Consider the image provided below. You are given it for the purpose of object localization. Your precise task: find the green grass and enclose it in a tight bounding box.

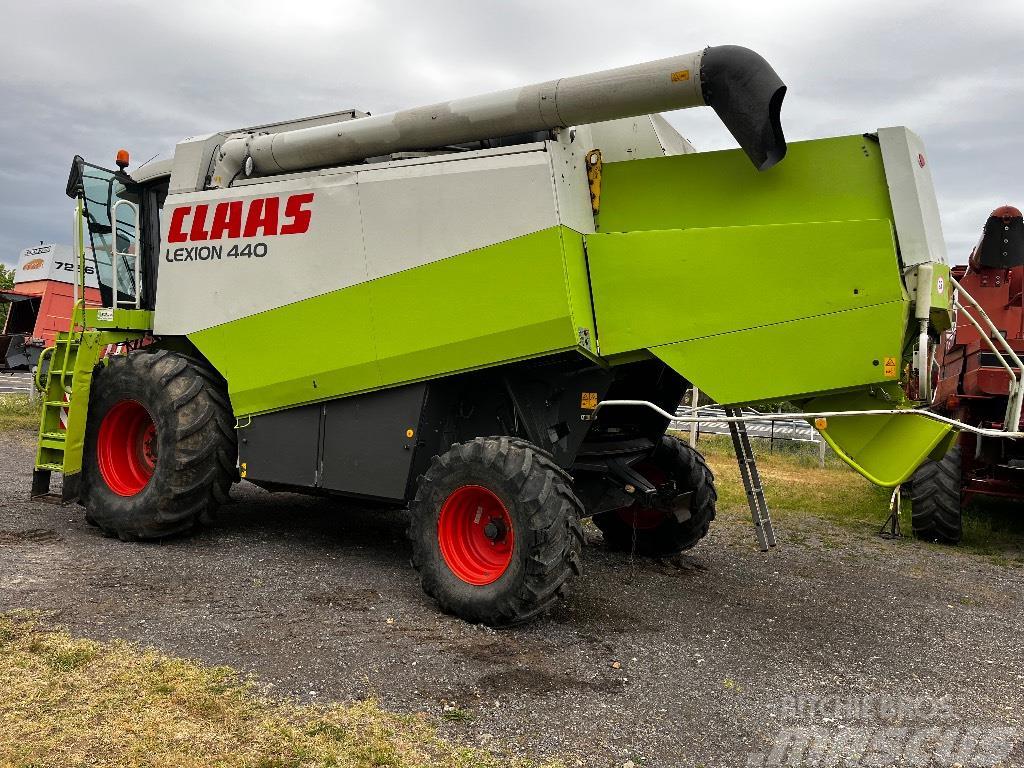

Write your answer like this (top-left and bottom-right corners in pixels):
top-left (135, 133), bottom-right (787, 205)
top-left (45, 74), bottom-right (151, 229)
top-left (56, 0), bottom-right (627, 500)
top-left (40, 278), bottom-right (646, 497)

top-left (0, 393), bottom-right (40, 431)
top-left (691, 433), bottom-right (1024, 564)
top-left (0, 612), bottom-right (561, 768)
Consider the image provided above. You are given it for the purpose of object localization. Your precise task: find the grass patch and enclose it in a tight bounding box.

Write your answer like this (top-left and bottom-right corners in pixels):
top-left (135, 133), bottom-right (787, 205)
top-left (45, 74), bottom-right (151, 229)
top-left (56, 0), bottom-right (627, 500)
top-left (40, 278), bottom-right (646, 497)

top-left (694, 434), bottom-right (891, 526)
top-left (690, 434), bottom-right (1024, 563)
top-left (0, 393), bottom-right (39, 431)
top-left (958, 497), bottom-right (1024, 564)
top-left (0, 612), bottom-right (560, 768)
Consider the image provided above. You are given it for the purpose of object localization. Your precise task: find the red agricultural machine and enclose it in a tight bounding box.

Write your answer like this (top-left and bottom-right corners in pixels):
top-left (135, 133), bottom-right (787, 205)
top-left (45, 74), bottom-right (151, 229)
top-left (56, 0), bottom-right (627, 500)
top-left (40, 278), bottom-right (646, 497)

top-left (1, 244), bottom-right (101, 370)
top-left (909, 206), bottom-right (1024, 542)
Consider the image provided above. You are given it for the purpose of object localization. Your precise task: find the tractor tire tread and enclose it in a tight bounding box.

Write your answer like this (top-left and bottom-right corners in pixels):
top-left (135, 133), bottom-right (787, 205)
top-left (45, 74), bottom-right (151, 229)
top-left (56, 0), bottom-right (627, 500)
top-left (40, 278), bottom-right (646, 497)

top-left (409, 436), bottom-right (583, 626)
top-left (909, 445), bottom-right (963, 544)
top-left (84, 350), bottom-right (236, 541)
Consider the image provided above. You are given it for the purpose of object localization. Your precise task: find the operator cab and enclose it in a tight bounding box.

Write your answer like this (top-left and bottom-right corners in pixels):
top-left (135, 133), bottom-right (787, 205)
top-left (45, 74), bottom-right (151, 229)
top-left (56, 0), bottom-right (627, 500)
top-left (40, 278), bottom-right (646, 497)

top-left (65, 153), bottom-right (167, 313)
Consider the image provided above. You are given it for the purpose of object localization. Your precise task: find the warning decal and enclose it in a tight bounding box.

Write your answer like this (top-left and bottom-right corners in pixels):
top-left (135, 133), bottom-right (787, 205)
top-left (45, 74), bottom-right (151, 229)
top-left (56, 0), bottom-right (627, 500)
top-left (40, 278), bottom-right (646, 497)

top-left (883, 356), bottom-right (898, 378)
top-left (580, 392), bottom-right (599, 410)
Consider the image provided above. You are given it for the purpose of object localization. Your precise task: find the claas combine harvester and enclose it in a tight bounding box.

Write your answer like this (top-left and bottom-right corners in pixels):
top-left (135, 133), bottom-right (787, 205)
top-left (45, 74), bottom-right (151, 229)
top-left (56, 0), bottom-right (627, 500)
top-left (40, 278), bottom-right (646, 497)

top-left (31, 46), bottom-right (1022, 624)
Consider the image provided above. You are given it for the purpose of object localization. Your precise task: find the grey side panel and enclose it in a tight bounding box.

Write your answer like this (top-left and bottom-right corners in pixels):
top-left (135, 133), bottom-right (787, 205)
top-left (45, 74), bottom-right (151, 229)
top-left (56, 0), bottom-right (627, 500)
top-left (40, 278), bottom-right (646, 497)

top-left (320, 383), bottom-right (428, 501)
top-left (238, 403), bottom-right (321, 487)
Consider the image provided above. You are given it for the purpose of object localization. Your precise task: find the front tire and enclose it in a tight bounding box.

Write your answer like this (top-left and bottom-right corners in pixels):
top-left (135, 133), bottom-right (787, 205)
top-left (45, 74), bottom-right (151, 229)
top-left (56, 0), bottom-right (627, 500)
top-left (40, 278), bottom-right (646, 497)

top-left (408, 436), bottom-right (584, 625)
top-left (83, 349), bottom-right (236, 541)
top-left (909, 445), bottom-right (963, 544)
top-left (593, 435), bottom-right (717, 557)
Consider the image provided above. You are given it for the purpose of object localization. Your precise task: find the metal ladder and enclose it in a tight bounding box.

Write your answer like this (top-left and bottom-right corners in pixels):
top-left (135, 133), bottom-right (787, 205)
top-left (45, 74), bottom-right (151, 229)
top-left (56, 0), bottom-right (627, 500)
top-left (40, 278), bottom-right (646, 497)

top-left (724, 406), bottom-right (777, 551)
top-left (31, 326), bottom-right (103, 502)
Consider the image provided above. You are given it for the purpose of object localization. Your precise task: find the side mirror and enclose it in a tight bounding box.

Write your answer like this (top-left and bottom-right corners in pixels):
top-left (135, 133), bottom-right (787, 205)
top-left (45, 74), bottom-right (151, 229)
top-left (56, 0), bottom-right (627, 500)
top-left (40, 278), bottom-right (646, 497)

top-left (65, 155), bottom-right (86, 199)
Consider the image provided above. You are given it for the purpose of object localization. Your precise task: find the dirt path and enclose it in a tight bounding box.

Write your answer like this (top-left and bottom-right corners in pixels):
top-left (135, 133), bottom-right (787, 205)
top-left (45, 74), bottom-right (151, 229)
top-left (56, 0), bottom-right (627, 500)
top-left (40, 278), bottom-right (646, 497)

top-left (1, 430), bottom-right (1021, 767)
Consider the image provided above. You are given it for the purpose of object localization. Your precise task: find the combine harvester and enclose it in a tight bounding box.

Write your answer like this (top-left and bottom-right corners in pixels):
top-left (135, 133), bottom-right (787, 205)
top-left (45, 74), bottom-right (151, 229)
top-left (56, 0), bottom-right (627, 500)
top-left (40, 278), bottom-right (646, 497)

top-left (1, 244), bottom-right (100, 370)
top-left (908, 206), bottom-right (1024, 542)
top-left (31, 46), bottom-right (1022, 624)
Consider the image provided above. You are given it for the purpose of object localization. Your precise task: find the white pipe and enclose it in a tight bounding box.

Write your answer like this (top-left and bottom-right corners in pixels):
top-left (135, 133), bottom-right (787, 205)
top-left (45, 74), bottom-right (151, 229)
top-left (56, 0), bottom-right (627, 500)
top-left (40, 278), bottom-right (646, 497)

top-left (952, 278), bottom-right (1024, 371)
top-left (214, 45), bottom-right (786, 184)
top-left (594, 399), bottom-right (1024, 440)
top-left (951, 277), bottom-right (1024, 430)
top-left (954, 300), bottom-right (1017, 381)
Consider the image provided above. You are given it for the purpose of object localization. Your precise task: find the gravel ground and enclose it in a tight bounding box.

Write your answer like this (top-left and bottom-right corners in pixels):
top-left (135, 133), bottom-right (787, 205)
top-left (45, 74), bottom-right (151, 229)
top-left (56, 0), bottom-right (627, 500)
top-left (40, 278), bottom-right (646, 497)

top-left (1, 429), bottom-right (1022, 767)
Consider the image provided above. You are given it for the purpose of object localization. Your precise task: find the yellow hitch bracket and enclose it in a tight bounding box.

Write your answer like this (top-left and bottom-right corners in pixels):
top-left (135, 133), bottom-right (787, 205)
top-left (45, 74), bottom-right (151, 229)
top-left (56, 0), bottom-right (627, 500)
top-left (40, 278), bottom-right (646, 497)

top-left (586, 149), bottom-right (602, 216)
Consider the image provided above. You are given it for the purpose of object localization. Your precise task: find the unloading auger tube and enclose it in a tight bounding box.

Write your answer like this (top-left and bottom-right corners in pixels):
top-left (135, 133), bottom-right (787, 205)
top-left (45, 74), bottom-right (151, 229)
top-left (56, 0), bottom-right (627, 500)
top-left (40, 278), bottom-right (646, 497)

top-left (212, 45), bottom-right (786, 185)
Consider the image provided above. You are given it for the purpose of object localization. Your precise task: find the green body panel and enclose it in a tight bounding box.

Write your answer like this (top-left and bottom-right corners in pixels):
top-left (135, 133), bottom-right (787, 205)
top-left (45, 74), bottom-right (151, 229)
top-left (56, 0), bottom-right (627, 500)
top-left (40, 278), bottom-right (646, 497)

top-left (193, 279), bottom-right (380, 416)
top-left (804, 386), bottom-right (953, 487)
top-left (588, 136), bottom-right (913, 405)
top-left (649, 302), bottom-right (909, 404)
top-left (190, 227), bottom-right (589, 416)
top-left (586, 218), bottom-right (904, 359)
top-left (557, 228), bottom-right (598, 354)
top-left (84, 308), bottom-right (154, 331)
top-left (597, 134), bottom-right (894, 233)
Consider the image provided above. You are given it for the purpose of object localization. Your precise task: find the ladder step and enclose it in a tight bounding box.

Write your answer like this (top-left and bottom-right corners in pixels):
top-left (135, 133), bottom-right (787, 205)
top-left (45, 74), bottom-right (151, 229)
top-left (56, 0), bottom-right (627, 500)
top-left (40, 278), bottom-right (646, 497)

top-left (36, 463), bottom-right (64, 472)
top-left (40, 432), bottom-right (66, 441)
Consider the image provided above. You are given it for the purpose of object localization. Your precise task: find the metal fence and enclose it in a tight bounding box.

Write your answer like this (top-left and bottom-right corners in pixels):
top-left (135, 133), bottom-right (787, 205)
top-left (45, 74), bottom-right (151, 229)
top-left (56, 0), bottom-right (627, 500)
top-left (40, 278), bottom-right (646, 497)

top-left (0, 371), bottom-right (33, 396)
top-left (671, 399), bottom-right (828, 466)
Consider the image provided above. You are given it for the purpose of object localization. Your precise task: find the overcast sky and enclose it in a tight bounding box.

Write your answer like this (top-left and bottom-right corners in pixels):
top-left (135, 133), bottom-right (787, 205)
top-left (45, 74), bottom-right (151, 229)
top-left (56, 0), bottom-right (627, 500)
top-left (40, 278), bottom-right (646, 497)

top-left (2, 0), bottom-right (1021, 267)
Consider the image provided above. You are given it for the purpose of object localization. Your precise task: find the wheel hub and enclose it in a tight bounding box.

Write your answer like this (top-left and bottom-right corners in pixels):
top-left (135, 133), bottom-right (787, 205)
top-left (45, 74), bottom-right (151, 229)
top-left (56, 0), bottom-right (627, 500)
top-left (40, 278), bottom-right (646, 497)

top-left (96, 399), bottom-right (157, 497)
top-left (483, 518), bottom-right (507, 542)
top-left (437, 485), bottom-right (515, 585)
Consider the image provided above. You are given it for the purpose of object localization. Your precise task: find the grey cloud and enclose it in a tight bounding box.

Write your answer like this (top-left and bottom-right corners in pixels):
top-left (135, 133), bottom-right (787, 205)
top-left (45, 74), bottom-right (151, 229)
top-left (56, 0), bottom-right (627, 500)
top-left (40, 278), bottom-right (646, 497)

top-left (2, 0), bottom-right (1021, 264)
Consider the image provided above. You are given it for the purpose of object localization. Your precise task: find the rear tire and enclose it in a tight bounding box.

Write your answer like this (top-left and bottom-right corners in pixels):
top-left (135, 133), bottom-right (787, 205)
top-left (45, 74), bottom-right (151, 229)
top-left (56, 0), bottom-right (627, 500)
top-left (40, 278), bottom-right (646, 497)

top-left (909, 445), bottom-right (963, 544)
top-left (408, 436), bottom-right (584, 625)
top-left (593, 435), bottom-right (717, 556)
top-left (83, 349), bottom-right (236, 541)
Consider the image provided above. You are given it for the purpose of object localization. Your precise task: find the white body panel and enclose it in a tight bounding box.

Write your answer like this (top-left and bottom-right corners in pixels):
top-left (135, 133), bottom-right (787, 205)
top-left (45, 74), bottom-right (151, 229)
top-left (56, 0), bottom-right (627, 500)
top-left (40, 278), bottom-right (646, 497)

top-left (154, 174), bottom-right (364, 335)
top-left (547, 135), bottom-right (597, 235)
top-left (878, 126), bottom-right (948, 267)
top-left (14, 243), bottom-right (99, 289)
top-left (356, 149), bottom-right (560, 281)
top-left (154, 140), bottom-right (593, 336)
top-left (575, 115), bottom-right (695, 162)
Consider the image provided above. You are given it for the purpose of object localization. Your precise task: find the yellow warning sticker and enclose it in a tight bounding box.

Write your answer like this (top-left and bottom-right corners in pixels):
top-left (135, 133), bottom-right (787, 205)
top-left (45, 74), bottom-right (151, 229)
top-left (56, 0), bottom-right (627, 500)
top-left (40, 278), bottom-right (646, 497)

top-left (240, 461), bottom-right (247, 479)
top-left (883, 356), bottom-right (898, 378)
top-left (581, 392), bottom-right (599, 410)
top-left (670, 69), bottom-right (690, 82)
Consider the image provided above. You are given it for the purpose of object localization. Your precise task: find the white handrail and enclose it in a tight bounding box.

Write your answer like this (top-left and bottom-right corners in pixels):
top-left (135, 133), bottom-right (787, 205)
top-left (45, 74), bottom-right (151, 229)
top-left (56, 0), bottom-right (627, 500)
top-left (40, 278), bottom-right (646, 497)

top-left (594, 399), bottom-right (1024, 439)
top-left (951, 277), bottom-right (1024, 431)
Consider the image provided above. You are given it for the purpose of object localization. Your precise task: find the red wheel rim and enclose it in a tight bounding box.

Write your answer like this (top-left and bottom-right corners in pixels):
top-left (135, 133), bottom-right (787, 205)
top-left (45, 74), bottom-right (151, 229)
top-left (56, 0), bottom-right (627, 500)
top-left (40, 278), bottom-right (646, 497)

top-left (437, 485), bottom-right (515, 585)
top-left (97, 400), bottom-right (157, 497)
top-left (616, 461), bottom-right (668, 530)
